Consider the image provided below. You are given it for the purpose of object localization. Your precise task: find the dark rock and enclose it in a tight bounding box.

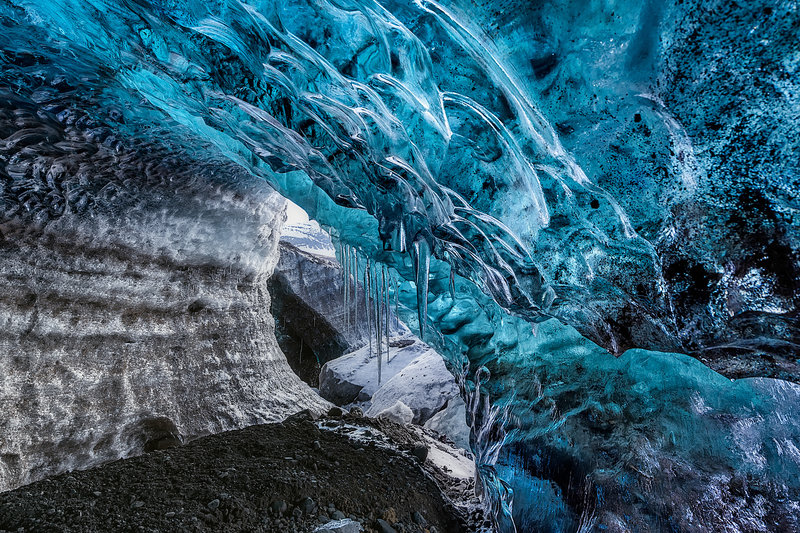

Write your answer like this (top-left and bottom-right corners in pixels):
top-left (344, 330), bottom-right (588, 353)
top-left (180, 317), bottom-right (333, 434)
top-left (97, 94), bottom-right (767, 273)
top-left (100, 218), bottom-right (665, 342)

top-left (0, 419), bottom-right (466, 533)
top-left (297, 496), bottom-right (317, 514)
top-left (375, 518), bottom-right (397, 533)
top-left (412, 511), bottom-right (427, 526)
top-left (145, 433), bottom-right (182, 452)
top-left (327, 406), bottom-right (344, 417)
top-left (187, 299), bottom-right (206, 313)
top-left (286, 409), bottom-right (319, 423)
top-left (269, 242), bottom-right (376, 387)
top-left (271, 500), bottom-right (288, 515)
top-left (411, 444), bottom-right (428, 463)
top-left (530, 53), bottom-right (558, 79)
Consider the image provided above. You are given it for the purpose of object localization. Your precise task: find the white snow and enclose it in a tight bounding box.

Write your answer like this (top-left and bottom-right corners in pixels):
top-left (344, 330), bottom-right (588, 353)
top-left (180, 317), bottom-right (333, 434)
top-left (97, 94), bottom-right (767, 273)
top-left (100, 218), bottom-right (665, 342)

top-left (281, 201), bottom-right (336, 258)
top-left (373, 400), bottom-right (415, 425)
top-left (314, 518), bottom-right (362, 532)
top-left (421, 431), bottom-right (475, 480)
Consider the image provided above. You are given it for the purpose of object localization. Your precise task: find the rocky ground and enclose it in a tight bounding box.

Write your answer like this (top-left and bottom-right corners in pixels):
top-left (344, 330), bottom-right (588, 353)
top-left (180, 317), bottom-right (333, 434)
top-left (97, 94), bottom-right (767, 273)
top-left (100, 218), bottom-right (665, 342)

top-left (0, 409), bottom-right (488, 533)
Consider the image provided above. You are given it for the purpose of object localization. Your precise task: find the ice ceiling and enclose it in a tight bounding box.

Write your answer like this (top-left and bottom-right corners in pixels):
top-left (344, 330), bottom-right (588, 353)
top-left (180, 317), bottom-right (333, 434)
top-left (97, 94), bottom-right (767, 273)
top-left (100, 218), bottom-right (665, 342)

top-left (1, 0), bottom-right (799, 531)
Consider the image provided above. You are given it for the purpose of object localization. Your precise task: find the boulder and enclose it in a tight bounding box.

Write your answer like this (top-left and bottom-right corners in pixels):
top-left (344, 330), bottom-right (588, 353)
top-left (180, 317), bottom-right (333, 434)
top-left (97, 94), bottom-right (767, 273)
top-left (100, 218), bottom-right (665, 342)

top-left (366, 349), bottom-right (459, 425)
top-left (423, 396), bottom-right (470, 451)
top-left (373, 401), bottom-right (414, 426)
top-left (318, 336), bottom-right (427, 406)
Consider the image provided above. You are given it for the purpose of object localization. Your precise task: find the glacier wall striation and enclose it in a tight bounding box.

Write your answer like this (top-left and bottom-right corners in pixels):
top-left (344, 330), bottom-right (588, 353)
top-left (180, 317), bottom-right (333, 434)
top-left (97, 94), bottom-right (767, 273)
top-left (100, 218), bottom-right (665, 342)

top-left (0, 95), bottom-right (327, 492)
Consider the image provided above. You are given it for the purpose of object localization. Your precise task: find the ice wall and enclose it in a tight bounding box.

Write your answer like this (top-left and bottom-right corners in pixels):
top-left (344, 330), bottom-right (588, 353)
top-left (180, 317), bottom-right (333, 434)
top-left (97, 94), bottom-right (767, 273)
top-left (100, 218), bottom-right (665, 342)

top-left (0, 93), bottom-right (328, 492)
top-left (458, 0), bottom-right (800, 378)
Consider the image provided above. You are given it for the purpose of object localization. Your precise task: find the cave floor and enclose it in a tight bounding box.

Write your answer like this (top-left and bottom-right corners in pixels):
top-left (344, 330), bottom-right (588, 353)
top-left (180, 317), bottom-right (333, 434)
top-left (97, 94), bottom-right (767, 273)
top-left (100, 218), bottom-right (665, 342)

top-left (0, 412), bottom-right (480, 533)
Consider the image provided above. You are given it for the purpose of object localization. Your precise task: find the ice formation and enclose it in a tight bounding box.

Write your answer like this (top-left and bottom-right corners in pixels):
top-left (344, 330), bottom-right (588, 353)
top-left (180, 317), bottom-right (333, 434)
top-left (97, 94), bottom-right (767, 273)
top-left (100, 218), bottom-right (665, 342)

top-left (1, 0), bottom-right (798, 531)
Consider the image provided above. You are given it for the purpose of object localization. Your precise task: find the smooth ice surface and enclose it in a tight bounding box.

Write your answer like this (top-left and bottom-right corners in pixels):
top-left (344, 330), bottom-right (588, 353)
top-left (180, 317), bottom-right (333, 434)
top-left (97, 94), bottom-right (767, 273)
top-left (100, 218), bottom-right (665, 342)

top-left (1, 0), bottom-right (798, 530)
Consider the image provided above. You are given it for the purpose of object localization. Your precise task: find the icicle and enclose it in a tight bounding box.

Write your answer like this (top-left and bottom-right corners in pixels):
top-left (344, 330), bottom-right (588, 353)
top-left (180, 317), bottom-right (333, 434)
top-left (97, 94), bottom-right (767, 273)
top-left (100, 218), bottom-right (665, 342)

top-left (366, 260), bottom-right (379, 384)
top-left (398, 219), bottom-right (406, 253)
top-left (449, 269), bottom-right (456, 301)
top-left (347, 248), bottom-right (358, 331)
top-left (412, 239), bottom-right (431, 340)
top-left (342, 244), bottom-right (348, 333)
top-left (383, 265), bottom-right (389, 363)
top-left (375, 262), bottom-right (382, 376)
top-left (348, 246), bottom-right (353, 333)
top-left (353, 252), bottom-right (359, 336)
top-left (299, 336), bottom-right (304, 364)
top-left (347, 246), bottom-right (352, 334)
top-left (393, 276), bottom-right (399, 330)
top-left (365, 258), bottom-right (372, 354)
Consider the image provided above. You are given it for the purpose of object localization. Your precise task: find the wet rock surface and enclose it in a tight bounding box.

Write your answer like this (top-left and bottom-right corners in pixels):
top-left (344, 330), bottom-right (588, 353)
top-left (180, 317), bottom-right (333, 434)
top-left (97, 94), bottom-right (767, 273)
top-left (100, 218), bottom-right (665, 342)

top-left (0, 414), bottom-right (476, 533)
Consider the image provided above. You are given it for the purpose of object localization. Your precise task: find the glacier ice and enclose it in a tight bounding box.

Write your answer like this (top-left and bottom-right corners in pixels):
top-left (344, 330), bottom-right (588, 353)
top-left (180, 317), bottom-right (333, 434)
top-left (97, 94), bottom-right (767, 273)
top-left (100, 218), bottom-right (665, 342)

top-left (1, 0), bottom-right (798, 531)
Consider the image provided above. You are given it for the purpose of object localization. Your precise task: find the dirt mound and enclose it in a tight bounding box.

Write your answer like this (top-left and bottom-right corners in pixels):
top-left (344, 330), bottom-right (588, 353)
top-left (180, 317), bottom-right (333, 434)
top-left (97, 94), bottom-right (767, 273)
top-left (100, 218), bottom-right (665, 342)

top-left (0, 413), bottom-right (474, 533)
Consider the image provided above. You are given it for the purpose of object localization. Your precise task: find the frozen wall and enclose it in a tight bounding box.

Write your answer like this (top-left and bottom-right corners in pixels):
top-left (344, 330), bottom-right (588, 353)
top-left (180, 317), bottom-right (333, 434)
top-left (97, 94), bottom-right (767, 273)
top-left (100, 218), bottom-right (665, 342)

top-left (0, 95), bottom-right (327, 492)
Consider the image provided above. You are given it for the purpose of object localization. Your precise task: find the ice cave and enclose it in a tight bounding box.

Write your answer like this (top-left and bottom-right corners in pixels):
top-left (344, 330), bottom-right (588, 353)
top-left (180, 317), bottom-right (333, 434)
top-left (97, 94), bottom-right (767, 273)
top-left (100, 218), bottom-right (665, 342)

top-left (0, 0), bottom-right (798, 532)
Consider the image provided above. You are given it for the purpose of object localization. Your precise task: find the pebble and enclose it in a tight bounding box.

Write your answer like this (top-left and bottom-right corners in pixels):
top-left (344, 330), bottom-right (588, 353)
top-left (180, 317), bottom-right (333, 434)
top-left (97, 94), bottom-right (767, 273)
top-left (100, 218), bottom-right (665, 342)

top-left (271, 500), bottom-right (288, 515)
top-left (131, 501), bottom-right (144, 509)
top-left (298, 496), bottom-right (317, 514)
top-left (207, 499), bottom-right (220, 511)
top-left (375, 518), bottom-right (397, 533)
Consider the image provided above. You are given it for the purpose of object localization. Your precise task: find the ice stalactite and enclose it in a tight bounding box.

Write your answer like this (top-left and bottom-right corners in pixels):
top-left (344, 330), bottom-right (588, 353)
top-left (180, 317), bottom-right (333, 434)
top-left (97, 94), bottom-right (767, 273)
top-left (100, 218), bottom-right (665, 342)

top-left (412, 239), bottom-right (431, 342)
top-left (393, 277), bottom-right (400, 335)
top-left (383, 265), bottom-right (390, 363)
top-left (374, 261), bottom-right (383, 376)
top-left (342, 244), bottom-right (349, 335)
top-left (353, 253), bottom-right (359, 336)
top-left (363, 259), bottom-right (380, 385)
